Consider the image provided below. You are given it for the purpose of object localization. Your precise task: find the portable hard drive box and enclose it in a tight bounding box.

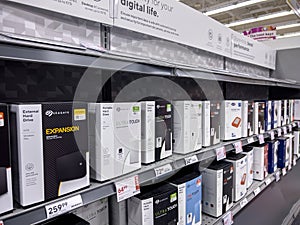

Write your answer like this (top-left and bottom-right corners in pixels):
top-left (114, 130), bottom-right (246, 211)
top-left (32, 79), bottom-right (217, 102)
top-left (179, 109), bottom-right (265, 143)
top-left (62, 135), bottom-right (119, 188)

top-left (294, 100), bottom-right (300, 121)
top-left (252, 144), bottom-right (268, 181)
top-left (267, 141), bottom-right (278, 174)
top-left (271, 101), bottom-right (279, 129)
top-left (281, 100), bottom-right (288, 126)
top-left (248, 101), bottom-right (256, 136)
top-left (241, 101), bottom-right (248, 138)
top-left (242, 146), bottom-right (254, 189)
top-left (293, 129), bottom-right (300, 157)
top-left (278, 137), bottom-right (288, 168)
top-left (10, 102), bottom-right (90, 206)
top-left (264, 100), bottom-right (272, 131)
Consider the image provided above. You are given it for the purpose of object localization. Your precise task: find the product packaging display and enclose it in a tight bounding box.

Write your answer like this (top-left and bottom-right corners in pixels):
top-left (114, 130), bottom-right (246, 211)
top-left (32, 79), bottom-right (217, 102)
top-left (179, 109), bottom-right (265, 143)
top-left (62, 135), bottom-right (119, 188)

top-left (202, 161), bottom-right (233, 217)
top-left (255, 102), bottom-right (265, 134)
top-left (285, 134), bottom-right (294, 167)
top-left (141, 101), bottom-right (155, 164)
top-left (278, 137), bottom-right (288, 168)
top-left (241, 101), bottom-right (248, 138)
top-left (220, 100), bottom-right (242, 141)
top-left (38, 214), bottom-right (90, 225)
top-left (294, 100), bottom-right (300, 121)
top-left (109, 197), bottom-right (127, 225)
top-left (225, 153), bottom-right (247, 202)
top-left (281, 100), bottom-right (288, 126)
top-left (169, 170), bottom-right (202, 225)
top-left (293, 128), bottom-right (300, 157)
top-left (286, 100), bottom-right (291, 125)
top-left (267, 141), bottom-right (278, 174)
top-left (0, 104), bottom-right (13, 214)
top-left (252, 144), bottom-right (268, 181)
top-left (264, 100), bottom-right (272, 131)
top-left (10, 102), bottom-right (90, 206)
top-left (277, 100), bottom-right (282, 128)
top-left (89, 102), bottom-right (141, 182)
top-left (128, 183), bottom-right (178, 225)
top-left (249, 101), bottom-right (258, 136)
top-left (173, 101), bottom-right (202, 154)
top-left (73, 198), bottom-right (109, 225)
top-left (154, 100), bottom-right (173, 161)
top-left (202, 101), bottom-right (221, 147)
top-left (242, 147), bottom-right (254, 189)
top-left (271, 101), bottom-right (279, 129)
top-left (289, 99), bottom-right (294, 122)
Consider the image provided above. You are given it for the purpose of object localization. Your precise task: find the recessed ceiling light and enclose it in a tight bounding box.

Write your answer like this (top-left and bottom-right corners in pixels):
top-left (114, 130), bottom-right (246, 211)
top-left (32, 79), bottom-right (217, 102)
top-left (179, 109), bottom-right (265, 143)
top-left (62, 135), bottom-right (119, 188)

top-left (276, 23), bottom-right (300, 30)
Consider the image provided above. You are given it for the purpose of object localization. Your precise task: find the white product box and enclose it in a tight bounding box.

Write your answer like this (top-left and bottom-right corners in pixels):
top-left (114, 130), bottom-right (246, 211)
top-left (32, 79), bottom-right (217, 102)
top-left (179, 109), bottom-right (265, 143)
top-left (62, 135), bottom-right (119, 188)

top-left (202, 101), bottom-right (210, 147)
top-left (241, 101), bottom-right (248, 138)
top-left (73, 198), bottom-right (109, 225)
top-left (242, 147), bottom-right (254, 189)
top-left (89, 102), bottom-right (141, 182)
top-left (294, 100), bottom-right (300, 121)
top-left (253, 102), bottom-right (260, 135)
top-left (225, 154), bottom-right (247, 202)
top-left (173, 101), bottom-right (202, 154)
top-left (202, 161), bottom-right (233, 218)
top-left (11, 103), bottom-right (90, 206)
top-left (265, 100), bottom-right (272, 131)
top-left (247, 101), bottom-right (256, 137)
top-left (256, 102), bottom-right (266, 134)
top-left (141, 101), bottom-right (155, 164)
top-left (271, 101), bottom-right (278, 129)
top-left (285, 134), bottom-right (294, 167)
top-left (252, 144), bottom-right (268, 181)
top-left (282, 100), bottom-right (288, 126)
top-left (294, 130), bottom-right (300, 157)
top-left (109, 196), bottom-right (127, 225)
top-left (289, 99), bottom-right (295, 122)
top-left (277, 100), bottom-right (282, 128)
top-left (221, 100), bottom-right (242, 141)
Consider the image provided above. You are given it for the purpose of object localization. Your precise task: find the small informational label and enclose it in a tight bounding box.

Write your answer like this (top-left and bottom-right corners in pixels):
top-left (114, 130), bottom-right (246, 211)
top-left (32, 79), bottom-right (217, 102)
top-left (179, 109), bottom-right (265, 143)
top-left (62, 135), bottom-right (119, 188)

top-left (74, 109), bottom-right (86, 121)
top-left (269, 131), bottom-right (275, 140)
top-left (293, 158), bottom-right (297, 166)
top-left (283, 127), bottom-right (287, 135)
top-left (115, 175), bottom-right (140, 202)
top-left (275, 171), bottom-right (281, 182)
top-left (253, 187), bottom-right (261, 196)
top-left (223, 211), bottom-right (234, 225)
top-left (288, 165), bottom-right (292, 171)
top-left (258, 134), bottom-right (265, 144)
top-left (154, 164), bottom-right (173, 177)
top-left (240, 198), bottom-right (248, 209)
top-left (45, 195), bottom-right (83, 219)
top-left (277, 128), bottom-right (282, 137)
top-left (233, 141), bottom-right (243, 154)
top-left (216, 146), bottom-right (226, 161)
top-left (185, 155), bottom-right (199, 165)
top-left (289, 124), bottom-right (293, 132)
top-left (0, 112), bottom-right (4, 127)
top-left (297, 121), bottom-right (300, 127)
top-left (265, 178), bottom-right (272, 186)
top-left (247, 137), bottom-right (255, 144)
top-left (292, 122), bottom-right (297, 127)
top-left (282, 168), bottom-right (287, 176)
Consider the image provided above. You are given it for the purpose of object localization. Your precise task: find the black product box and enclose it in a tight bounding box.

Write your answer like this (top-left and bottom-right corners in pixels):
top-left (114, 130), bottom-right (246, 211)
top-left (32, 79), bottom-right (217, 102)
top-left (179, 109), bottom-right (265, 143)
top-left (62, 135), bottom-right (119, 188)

top-left (38, 213), bottom-right (90, 225)
top-left (257, 102), bottom-right (266, 134)
top-left (248, 101), bottom-right (255, 136)
top-left (155, 100), bottom-right (173, 161)
top-left (128, 183), bottom-right (178, 225)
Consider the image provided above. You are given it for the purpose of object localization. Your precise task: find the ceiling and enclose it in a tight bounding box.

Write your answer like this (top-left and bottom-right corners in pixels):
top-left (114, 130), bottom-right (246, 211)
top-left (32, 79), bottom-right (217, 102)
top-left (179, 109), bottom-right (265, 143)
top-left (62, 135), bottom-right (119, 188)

top-left (179, 0), bottom-right (300, 39)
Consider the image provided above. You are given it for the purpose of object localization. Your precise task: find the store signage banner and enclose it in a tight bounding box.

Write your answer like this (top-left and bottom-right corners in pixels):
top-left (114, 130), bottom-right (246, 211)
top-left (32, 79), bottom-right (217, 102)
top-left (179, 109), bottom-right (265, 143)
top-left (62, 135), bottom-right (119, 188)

top-left (6, 0), bottom-right (113, 25)
top-left (286, 0), bottom-right (300, 17)
top-left (243, 26), bottom-right (277, 41)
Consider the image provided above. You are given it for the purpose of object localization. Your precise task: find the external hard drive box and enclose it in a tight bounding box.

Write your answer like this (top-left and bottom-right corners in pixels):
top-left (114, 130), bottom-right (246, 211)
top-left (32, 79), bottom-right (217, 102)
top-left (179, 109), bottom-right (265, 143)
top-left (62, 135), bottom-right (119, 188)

top-left (10, 102), bottom-right (90, 206)
top-left (241, 101), bottom-right (248, 138)
top-left (128, 183), bottom-right (178, 225)
top-left (267, 141), bottom-right (278, 174)
top-left (277, 100), bottom-right (282, 127)
top-left (220, 100), bottom-right (242, 141)
top-left (293, 129), bottom-right (300, 157)
top-left (286, 100), bottom-right (291, 125)
top-left (281, 100), bottom-right (288, 126)
top-left (0, 104), bottom-right (13, 214)
top-left (141, 101), bottom-right (155, 164)
top-left (89, 102), bottom-right (141, 182)
top-left (242, 146), bottom-right (254, 189)
top-left (294, 100), bottom-right (300, 121)
top-left (202, 101), bottom-right (221, 147)
top-left (252, 144), bottom-right (268, 181)
top-left (173, 101), bottom-right (202, 155)
top-left (169, 171), bottom-right (202, 225)
top-left (289, 99), bottom-right (294, 122)
top-left (278, 137), bottom-right (288, 168)
top-left (254, 102), bottom-right (265, 134)
top-left (264, 100), bottom-right (272, 131)
top-left (109, 196), bottom-right (127, 225)
top-left (225, 153), bottom-right (247, 202)
top-left (248, 101), bottom-right (256, 136)
top-left (202, 161), bottom-right (233, 217)
top-left (271, 101), bottom-right (279, 129)
top-left (285, 134), bottom-right (294, 167)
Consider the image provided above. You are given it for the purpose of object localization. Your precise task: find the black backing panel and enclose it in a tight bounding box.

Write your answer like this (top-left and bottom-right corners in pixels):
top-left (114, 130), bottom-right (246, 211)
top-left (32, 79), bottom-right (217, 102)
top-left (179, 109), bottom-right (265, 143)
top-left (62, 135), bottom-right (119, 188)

top-left (224, 83), bottom-right (269, 100)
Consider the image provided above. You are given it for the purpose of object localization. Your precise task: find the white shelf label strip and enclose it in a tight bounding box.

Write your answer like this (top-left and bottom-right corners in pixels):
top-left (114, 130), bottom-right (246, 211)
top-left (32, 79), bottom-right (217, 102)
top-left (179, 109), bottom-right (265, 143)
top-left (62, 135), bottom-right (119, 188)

top-left (253, 187), bottom-right (261, 196)
top-left (240, 198), bottom-right (248, 209)
top-left (185, 155), bottom-right (198, 165)
top-left (154, 164), bottom-right (173, 177)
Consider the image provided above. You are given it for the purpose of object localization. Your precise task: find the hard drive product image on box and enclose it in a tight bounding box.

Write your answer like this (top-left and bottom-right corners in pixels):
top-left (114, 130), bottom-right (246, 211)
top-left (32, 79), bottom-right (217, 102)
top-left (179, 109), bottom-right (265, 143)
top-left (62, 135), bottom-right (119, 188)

top-left (89, 102), bottom-right (141, 182)
top-left (267, 140), bottom-right (278, 174)
top-left (225, 153), bottom-right (247, 202)
top-left (278, 137), bottom-right (288, 168)
top-left (202, 161), bottom-right (233, 217)
top-left (264, 100), bottom-right (272, 131)
top-left (242, 146), bottom-right (254, 189)
top-left (173, 101), bottom-right (202, 155)
top-left (128, 183), bottom-right (178, 225)
top-left (10, 102), bottom-right (90, 206)
top-left (221, 100), bottom-right (242, 141)
top-left (241, 101), bottom-right (248, 138)
top-left (0, 104), bottom-right (13, 214)
top-left (169, 169), bottom-right (202, 225)
top-left (282, 100), bottom-right (288, 126)
top-left (252, 144), bottom-right (268, 181)
top-left (271, 101), bottom-right (279, 129)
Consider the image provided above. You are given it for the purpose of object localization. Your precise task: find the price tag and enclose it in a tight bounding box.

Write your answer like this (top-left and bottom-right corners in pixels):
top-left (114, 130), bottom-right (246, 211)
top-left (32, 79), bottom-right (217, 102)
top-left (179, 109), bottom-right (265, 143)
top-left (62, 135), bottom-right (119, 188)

top-left (247, 137), bottom-right (255, 144)
top-left (45, 194), bottom-right (83, 219)
top-left (154, 164), bottom-right (173, 177)
top-left (292, 122), bottom-right (297, 127)
top-left (115, 175), bottom-right (140, 202)
top-left (222, 211), bottom-right (233, 225)
top-left (289, 125), bottom-right (293, 132)
top-left (269, 131), bottom-right (275, 140)
top-left (265, 178), bottom-right (271, 186)
top-left (283, 127), bottom-right (287, 135)
top-left (288, 164), bottom-right (292, 171)
top-left (282, 168), bottom-right (287, 176)
top-left (216, 146), bottom-right (226, 161)
top-left (293, 158), bottom-right (297, 166)
top-left (185, 155), bottom-right (198, 165)
top-left (233, 141), bottom-right (243, 154)
top-left (258, 134), bottom-right (265, 144)
top-left (275, 171), bottom-right (281, 182)
top-left (240, 198), bottom-right (248, 209)
top-left (277, 128), bottom-right (282, 137)
top-left (253, 187), bottom-right (261, 196)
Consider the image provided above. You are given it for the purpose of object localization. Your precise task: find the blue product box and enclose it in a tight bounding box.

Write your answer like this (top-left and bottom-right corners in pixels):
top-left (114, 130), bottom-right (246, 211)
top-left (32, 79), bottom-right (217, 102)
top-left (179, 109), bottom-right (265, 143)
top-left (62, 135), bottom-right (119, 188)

top-left (278, 137), bottom-right (288, 168)
top-left (267, 141), bottom-right (278, 173)
top-left (271, 101), bottom-right (278, 129)
top-left (264, 100), bottom-right (272, 131)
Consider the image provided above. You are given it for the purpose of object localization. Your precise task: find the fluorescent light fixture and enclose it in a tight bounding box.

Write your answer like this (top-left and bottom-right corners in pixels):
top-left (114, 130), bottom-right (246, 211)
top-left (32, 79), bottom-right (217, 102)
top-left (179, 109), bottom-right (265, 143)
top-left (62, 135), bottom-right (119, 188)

top-left (276, 23), bottom-right (300, 30)
top-left (205, 0), bottom-right (268, 16)
top-left (226, 10), bottom-right (294, 27)
top-left (277, 31), bottom-right (300, 38)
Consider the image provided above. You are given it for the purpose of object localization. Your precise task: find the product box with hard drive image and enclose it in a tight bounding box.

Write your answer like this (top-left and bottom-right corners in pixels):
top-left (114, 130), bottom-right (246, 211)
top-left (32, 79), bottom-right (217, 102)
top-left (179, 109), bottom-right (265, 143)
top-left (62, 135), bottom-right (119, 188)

top-left (242, 146), bottom-right (254, 189)
top-left (10, 102), bottom-right (90, 207)
top-left (202, 161), bottom-right (233, 218)
top-left (293, 128), bottom-right (300, 157)
top-left (173, 101), bottom-right (202, 155)
top-left (89, 102), bottom-right (141, 182)
top-left (271, 101), bottom-right (279, 129)
top-left (285, 134), bottom-right (294, 167)
top-left (277, 100), bottom-right (282, 128)
top-left (248, 101), bottom-right (256, 136)
top-left (264, 100), bottom-right (272, 131)
top-left (281, 100), bottom-right (288, 126)
top-left (278, 137), bottom-right (288, 168)
top-left (220, 100), bottom-right (242, 141)
top-left (255, 102), bottom-right (265, 134)
top-left (128, 183), bottom-right (178, 225)
top-left (241, 101), bottom-right (248, 138)
top-left (169, 169), bottom-right (202, 225)
top-left (251, 144), bottom-right (268, 181)
top-left (267, 140), bottom-right (278, 174)
top-left (289, 99), bottom-right (295, 122)
top-left (0, 104), bottom-right (13, 214)
top-left (225, 153), bottom-right (247, 202)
